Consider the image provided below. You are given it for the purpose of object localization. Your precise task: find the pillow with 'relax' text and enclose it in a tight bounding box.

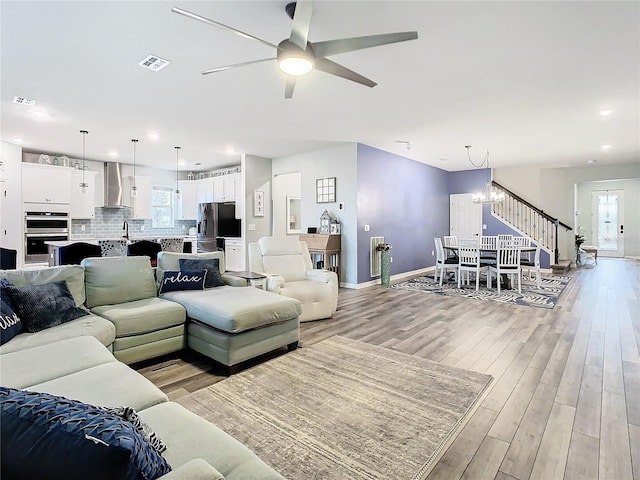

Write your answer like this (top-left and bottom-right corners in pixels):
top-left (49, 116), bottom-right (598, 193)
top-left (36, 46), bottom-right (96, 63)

top-left (158, 270), bottom-right (206, 294)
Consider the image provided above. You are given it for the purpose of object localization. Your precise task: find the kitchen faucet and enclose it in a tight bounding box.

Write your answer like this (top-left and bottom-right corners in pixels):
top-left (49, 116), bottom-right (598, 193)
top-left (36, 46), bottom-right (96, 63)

top-left (123, 220), bottom-right (129, 240)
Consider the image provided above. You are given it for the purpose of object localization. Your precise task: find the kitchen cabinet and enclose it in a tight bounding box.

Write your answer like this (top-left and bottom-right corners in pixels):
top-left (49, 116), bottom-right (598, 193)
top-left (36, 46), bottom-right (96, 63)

top-left (224, 237), bottom-right (244, 272)
top-left (22, 163), bottom-right (71, 205)
top-left (196, 178), bottom-right (214, 204)
top-left (176, 180), bottom-right (197, 220)
top-left (1, 142), bottom-right (23, 262)
top-left (70, 170), bottom-right (97, 219)
top-left (123, 175), bottom-right (152, 219)
top-left (213, 174), bottom-right (238, 203)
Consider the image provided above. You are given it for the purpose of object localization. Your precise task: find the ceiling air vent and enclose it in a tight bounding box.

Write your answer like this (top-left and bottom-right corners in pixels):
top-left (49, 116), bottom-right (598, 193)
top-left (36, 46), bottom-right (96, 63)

top-left (138, 54), bottom-right (170, 71)
top-left (12, 96), bottom-right (36, 106)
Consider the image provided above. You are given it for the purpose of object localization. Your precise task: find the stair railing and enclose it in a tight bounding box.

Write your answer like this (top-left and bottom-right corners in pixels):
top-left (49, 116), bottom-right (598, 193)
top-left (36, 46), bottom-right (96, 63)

top-left (490, 181), bottom-right (572, 264)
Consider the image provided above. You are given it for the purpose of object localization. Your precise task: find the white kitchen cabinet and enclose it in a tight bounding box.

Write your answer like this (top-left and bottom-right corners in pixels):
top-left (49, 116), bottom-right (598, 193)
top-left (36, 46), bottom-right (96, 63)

top-left (123, 175), bottom-right (152, 219)
top-left (22, 163), bottom-right (71, 204)
top-left (224, 237), bottom-right (244, 271)
top-left (213, 174), bottom-right (238, 203)
top-left (196, 178), bottom-right (214, 204)
top-left (70, 170), bottom-right (97, 219)
top-left (176, 180), bottom-right (197, 220)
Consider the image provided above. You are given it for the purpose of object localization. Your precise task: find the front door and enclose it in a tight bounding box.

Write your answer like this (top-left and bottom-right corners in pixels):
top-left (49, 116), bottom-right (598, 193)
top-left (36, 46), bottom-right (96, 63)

top-left (592, 190), bottom-right (624, 257)
top-left (450, 193), bottom-right (482, 240)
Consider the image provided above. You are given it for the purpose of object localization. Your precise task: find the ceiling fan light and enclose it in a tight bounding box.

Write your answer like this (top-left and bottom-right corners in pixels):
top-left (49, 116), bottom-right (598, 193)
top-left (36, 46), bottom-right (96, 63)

top-left (278, 57), bottom-right (313, 76)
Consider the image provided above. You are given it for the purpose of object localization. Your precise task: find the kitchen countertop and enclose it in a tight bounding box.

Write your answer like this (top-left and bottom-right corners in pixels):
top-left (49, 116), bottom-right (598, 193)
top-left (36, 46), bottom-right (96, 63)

top-left (46, 236), bottom-right (197, 247)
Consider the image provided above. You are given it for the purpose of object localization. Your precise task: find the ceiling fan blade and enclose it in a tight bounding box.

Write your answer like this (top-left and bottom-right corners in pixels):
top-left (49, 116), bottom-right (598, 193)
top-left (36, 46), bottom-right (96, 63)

top-left (289, 0), bottom-right (314, 50)
top-left (201, 58), bottom-right (276, 75)
top-left (172, 7), bottom-right (278, 50)
top-left (311, 31), bottom-right (418, 58)
top-left (314, 57), bottom-right (377, 88)
top-left (285, 78), bottom-right (296, 99)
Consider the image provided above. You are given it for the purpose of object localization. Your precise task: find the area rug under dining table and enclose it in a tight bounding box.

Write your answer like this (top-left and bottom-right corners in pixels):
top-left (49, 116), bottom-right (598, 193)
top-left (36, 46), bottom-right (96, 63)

top-left (391, 273), bottom-right (570, 309)
top-left (177, 336), bottom-right (492, 480)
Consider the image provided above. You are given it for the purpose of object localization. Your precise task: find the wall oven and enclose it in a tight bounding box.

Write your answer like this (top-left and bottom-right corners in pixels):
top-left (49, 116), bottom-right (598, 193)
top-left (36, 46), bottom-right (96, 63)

top-left (24, 211), bottom-right (69, 264)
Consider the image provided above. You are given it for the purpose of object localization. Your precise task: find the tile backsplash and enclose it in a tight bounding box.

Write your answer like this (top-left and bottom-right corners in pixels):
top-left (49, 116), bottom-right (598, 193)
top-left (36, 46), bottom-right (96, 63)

top-left (71, 208), bottom-right (196, 238)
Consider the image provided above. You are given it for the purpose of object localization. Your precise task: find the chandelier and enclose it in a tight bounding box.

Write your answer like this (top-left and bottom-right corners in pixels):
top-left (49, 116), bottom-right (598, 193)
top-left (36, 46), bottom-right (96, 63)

top-left (466, 145), bottom-right (505, 204)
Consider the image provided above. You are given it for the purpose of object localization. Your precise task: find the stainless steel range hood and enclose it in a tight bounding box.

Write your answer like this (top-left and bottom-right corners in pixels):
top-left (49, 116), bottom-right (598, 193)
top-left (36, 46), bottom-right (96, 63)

top-left (103, 162), bottom-right (126, 208)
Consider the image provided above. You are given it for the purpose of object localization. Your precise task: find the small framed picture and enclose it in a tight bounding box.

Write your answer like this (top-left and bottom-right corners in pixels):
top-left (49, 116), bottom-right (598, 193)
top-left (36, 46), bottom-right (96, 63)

top-left (330, 223), bottom-right (341, 235)
top-left (254, 190), bottom-right (264, 217)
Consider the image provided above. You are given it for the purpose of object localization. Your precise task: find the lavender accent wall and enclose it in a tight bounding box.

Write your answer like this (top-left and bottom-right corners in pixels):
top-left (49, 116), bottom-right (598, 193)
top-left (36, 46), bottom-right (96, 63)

top-left (356, 144), bottom-right (449, 283)
top-left (447, 168), bottom-right (490, 194)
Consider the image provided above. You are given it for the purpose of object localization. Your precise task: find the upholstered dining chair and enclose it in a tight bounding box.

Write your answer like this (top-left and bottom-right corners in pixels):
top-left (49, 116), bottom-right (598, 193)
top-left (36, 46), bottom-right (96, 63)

top-left (488, 240), bottom-right (522, 293)
top-left (434, 237), bottom-right (458, 286)
top-left (58, 242), bottom-right (102, 265)
top-left (127, 240), bottom-right (162, 267)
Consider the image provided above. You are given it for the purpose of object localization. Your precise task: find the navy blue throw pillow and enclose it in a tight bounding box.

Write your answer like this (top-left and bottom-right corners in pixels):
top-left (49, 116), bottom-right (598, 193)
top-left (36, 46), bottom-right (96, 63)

top-left (159, 270), bottom-right (206, 294)
top-left (5, 280), bottom-right (88, 333)
top-left (179, 258), bottom-right (225, 288)
top-left (0, 279), bottom-right (23, 345)
top-left (0, 386), bottom-right (171, 480)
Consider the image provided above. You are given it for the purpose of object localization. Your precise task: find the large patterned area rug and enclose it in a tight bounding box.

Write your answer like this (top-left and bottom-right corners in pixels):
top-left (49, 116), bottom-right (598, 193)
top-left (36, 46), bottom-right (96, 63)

top-left (392, 273), bottom-right (570, 309)
top-left (178, 336), bottom-right (492, 480)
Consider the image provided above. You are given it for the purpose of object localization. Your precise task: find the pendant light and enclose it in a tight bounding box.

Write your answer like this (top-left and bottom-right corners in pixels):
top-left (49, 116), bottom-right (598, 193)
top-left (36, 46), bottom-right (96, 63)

top-left (174, 146), bottom-right (181, 200)
top-left (79, 130), bottom-right (89, 193)
top-left (465, 145), bottom-right (505, 205)
top-left (131, 139), bottom-right (138, 197)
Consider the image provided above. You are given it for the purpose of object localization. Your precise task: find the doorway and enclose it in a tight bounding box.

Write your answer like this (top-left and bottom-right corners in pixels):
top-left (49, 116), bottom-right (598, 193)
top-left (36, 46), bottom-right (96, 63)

top-left (450, 193), bottom-right (482, 240)
top-left (591, 190), bottom-right (624, 257)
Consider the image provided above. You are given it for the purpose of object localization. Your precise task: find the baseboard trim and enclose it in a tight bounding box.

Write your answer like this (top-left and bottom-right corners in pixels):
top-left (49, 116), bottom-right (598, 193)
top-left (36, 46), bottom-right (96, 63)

top-left (341, 267), bottom-right (435, 289)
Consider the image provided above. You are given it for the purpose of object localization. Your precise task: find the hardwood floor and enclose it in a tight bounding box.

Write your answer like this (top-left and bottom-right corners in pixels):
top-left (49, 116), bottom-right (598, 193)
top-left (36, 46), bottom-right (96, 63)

top-left (138, 258), bottom-right (640, 480)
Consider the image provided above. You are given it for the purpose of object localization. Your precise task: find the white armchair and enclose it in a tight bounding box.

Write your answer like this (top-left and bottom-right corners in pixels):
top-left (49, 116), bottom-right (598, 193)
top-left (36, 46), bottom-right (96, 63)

top-left (248, 236), bottom-right (338, 322)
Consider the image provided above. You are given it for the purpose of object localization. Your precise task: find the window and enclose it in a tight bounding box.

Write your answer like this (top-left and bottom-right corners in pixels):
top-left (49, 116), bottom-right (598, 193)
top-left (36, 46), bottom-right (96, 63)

top-left (152, 186), bottom-right (174, 228)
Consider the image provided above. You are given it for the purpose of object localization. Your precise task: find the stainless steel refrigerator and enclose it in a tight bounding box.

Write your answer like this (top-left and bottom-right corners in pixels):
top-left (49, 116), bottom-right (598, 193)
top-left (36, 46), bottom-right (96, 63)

top-left (197, 202), bottom-right (241, 253)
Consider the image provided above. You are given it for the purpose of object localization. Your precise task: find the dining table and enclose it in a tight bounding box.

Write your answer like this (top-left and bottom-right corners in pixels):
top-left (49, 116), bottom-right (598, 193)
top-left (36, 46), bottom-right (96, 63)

top-left (443, 243), bottom-right (536, 289)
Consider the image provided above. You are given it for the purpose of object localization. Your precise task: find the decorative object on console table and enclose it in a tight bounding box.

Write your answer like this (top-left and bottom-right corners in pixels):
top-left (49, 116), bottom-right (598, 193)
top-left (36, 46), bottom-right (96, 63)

top-left (254, 190), bottom-right (264, 217)
top-left (316, 177), bottom-right (336, 203)
top-left (299, 233), bottom-right (340, 280)
top-left (330, 220), bottom-right (341, 235)
top-left (319, 210), bottom-right (331, 234)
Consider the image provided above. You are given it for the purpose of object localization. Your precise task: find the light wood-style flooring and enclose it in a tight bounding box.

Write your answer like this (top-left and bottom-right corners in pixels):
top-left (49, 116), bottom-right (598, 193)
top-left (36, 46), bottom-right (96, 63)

top-left (138, 258), bottom-right (640, 480)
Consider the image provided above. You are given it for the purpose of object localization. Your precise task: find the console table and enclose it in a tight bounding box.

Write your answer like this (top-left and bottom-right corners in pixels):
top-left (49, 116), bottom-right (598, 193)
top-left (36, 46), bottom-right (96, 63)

top-left (299, 234), bottom-right (341, 280)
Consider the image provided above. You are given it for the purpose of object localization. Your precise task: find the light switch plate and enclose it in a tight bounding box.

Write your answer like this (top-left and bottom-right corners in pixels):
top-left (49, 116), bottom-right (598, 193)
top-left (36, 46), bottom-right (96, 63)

top-left (364, 224), bottom-right (370, 232)
top-left (248, 224), bottom-right (256, 231)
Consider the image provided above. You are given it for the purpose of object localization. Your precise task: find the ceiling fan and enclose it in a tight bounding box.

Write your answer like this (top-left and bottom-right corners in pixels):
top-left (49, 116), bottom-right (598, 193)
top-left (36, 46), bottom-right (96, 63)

top-left (172, 1), bottom-right (418, 99)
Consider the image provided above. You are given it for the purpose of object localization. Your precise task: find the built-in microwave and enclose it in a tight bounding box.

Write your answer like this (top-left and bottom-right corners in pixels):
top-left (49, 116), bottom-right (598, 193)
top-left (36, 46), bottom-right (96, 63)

top-left (24, 211), bottom-right (69, 264)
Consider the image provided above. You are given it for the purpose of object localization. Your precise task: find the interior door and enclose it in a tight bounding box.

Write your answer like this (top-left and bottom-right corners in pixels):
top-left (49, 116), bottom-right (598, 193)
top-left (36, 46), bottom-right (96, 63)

top-left (450, 193), bottom-right (482, 240)
top-left (592, 190), bottom-right (624, 257)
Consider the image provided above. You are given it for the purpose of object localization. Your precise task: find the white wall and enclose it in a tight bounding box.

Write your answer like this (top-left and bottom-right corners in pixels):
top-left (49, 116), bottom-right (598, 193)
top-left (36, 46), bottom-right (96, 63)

top-left (272, 143), bottom-right (358, 285)
top-left (1, 141), bottom-right (23, 265)
top-left (495, 162), bottom-right (640, 261)
top-left (576, 178), bottom-right (640, 258)
top-left (242, 154), bottom-right (272, 266)
top-left (272, 172), bottom-right (301, 236)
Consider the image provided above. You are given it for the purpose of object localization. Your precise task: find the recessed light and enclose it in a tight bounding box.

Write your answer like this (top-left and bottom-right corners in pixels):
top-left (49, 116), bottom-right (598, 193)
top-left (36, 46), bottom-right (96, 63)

top-left (224, 146), bottom-right (236, 154)
top-left (138, 55), bottom-right (171, 72)
top-left (600, 109), bottom-right (613, 116)
top-left (587, 159), bottom-right (596, 164)
top-left (602, 144), bottom-right (612, 150)
top-left (179, 160), bottom-right (186, 166)
top-left (147, 132), bottom-right (159, 140)
top-left (12, 138), bottom-right (23, 144)
top-left (33, 111), bottom-right (47, 118)
top-left (108, 151), bottom-right (118, 158)
top-left (12, 96), bottom-right (37, 106)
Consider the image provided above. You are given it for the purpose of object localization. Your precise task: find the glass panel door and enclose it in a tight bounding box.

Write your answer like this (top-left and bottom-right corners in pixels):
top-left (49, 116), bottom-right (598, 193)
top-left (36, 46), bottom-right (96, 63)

top-left (592, 190), bottom-right (624, 257)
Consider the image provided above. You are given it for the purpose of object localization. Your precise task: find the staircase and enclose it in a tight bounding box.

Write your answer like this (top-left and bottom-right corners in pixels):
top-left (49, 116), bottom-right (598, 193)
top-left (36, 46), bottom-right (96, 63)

top-left (490, 181), bottom-right (572, 268)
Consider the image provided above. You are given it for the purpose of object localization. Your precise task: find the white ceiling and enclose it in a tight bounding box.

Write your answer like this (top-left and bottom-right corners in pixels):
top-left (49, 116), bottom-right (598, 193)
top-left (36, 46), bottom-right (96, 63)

top-left (1, 1), bottom-right (638, 172)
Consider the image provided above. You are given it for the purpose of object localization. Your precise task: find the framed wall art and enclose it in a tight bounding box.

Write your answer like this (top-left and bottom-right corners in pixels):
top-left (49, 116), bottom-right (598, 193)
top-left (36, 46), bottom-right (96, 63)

top-left (316, 177), bottom-right (336, 203)
top-left (254, 190), bottom-right (264, 217)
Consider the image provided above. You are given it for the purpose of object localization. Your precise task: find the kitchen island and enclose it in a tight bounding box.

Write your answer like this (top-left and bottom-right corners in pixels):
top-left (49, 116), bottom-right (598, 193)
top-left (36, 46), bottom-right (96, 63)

top-left (46, 236), bottom-right (197, 266)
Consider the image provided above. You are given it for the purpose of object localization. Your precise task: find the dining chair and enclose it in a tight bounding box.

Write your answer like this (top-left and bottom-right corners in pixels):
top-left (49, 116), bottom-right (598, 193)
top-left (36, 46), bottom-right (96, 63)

top-left (488, 240), bottom-right (522, 293)
top-left (521, 239), bottom-right (542, 288)
top-left (127, 240), bottom-right (162, 267)
top-left (160, 238), bottom-right (184, 253)
top-left (58, 242), bottom-right (102, 265)
top-left (98, 239), bottom-right (128, 257)
top-left (497, 234), bottom-right (513, 243)
top-left (480, 236), bottom-right (498, 261)
top-left (434, 237), bottom-right (458, 286)
top-left (442, 235), bottom-right (459, 260)
top-left (513, 236), bottom-right (533, 265)
top-left (457, 244), bottom-right (487, 291)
